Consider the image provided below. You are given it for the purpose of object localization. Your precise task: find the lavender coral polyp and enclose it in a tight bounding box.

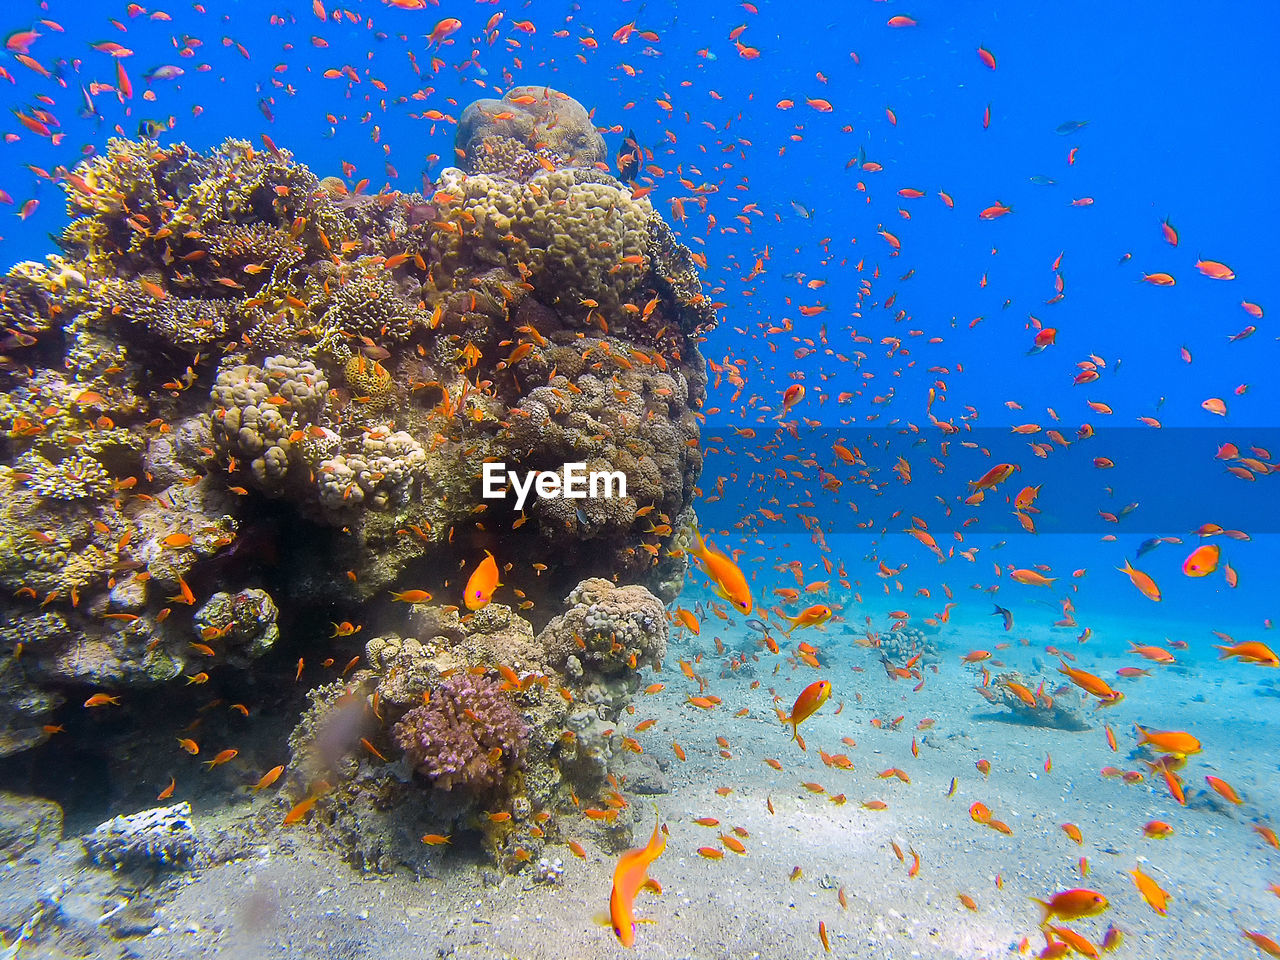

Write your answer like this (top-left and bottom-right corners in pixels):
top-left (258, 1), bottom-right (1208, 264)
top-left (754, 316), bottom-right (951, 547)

top-left (393, 672), bottom-right (527, 792)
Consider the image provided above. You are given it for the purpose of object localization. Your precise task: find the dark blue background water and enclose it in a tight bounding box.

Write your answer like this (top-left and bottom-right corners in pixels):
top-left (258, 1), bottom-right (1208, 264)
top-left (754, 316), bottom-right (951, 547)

top-left (2, 0), bottom-right (1276, 639)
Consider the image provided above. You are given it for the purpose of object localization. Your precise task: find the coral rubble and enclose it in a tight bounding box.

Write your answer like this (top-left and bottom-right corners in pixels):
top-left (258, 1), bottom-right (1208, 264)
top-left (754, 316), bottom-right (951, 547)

top-left (978, 671), bottom-right (1092, 731)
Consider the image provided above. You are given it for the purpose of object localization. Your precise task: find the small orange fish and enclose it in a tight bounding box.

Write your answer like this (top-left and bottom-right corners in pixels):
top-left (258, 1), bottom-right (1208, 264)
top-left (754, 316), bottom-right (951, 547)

top-left (609, 810), bottom-right (666, 946)
top-left (283, 793), bottom-right (320, 826)
top-left (1204, 775), bottom-right (1242, 804)
top-left (203, 748), bottom-right (238, 769)
top-left (1133, 725), bottom-right (1201, 756)
top-left (251, 765), bottom-right (285, 791)
top-left (1117, 559), bottom-right (1161, 601)
top-left (1181, 543), bottom-right (1220, 577)
top-left (1032, 888), bottom-right (1110, 924)
top-left (783, 680), bottom-right (831, 749)
top-left (1130, 865), bottom-right (1170, 915)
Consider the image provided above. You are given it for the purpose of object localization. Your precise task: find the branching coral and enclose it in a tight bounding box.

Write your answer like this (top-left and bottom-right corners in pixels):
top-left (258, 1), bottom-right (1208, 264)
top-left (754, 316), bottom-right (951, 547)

top-left (392, 672), bottom-right (527, 792)
top-left (318, 259), bottom-right (421, 344)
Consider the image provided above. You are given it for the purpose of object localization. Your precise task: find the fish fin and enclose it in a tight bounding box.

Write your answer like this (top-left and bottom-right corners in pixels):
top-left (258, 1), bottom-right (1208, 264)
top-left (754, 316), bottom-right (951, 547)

top-left (690, 525), bottom-right (708, 559)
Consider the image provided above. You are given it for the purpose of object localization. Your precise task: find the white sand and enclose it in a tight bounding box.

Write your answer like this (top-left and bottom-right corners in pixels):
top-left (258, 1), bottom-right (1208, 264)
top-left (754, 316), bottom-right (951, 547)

top-left (130, 603), bottom-right (1279, 959)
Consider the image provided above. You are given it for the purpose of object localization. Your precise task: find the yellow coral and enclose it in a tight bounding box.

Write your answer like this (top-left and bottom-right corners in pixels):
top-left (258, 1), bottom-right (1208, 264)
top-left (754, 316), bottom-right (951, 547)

top-left (344, 353), bottom-right (397, 410)
top-left (429, 157), bottom-right (650, 323)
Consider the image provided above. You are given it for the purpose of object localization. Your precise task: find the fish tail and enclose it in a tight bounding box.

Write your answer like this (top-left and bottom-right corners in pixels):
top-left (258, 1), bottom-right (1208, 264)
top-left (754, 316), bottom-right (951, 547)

top-left (1213, 645), bottom-right (1230, 658)
top-left (1029, 898), bottom-right (1052, 925)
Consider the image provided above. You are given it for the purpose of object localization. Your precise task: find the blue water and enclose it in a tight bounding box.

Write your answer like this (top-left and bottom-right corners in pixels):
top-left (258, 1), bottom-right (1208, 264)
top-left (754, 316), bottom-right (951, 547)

top-left (1, 1), bottom-right (1278, 957)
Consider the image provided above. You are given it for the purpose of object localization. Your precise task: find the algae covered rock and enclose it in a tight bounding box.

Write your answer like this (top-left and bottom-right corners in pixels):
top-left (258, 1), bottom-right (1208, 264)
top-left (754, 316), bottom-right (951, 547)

top-left (83, 801), bottom-right (197, 869)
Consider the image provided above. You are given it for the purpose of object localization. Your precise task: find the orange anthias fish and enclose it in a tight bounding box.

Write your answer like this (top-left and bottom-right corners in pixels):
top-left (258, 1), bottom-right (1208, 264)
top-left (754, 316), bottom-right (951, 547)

top-left (464, 551), bottom-right (501, 610)
top-left (968, 462), bottom-right (1017, 492)
top-left (1057, 661), bottom-right (1118, 702)
top-left (776, 383), bottom-right (805, 420)
top-left (1133, 725), bottom-right (1201, 757)
top-left (609, 809), bottom-right (667, 947)
top-left (783, 680), bottom-right (831, 749)
top-left (251, 765), bottom-right (285, 791)
top-left (1009, 568), bottom-right (1056, 586)
top-left (784, 604), bottom-right (832, 634)
top-left (689, 527), bottom-right (753, 615)
top-left (1204, 775), bottom-right (1242, 804)
top-left (1117, 558), bottom-right (1161, 601)
top-left (1130, 865), bottom-right (1171, 915)
top-left (1031, 888), bottom-right (1109, 924)
top-left (1181, 543), bottom-right (1220, 577)
top-left (674, 608), bottom-right (701, 634)
top-left (1214, 641), bottom-right (1279, 667)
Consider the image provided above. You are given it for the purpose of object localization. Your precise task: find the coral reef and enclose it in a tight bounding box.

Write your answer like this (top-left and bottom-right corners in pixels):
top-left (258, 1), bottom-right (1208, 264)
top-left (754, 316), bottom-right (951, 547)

top-left (284, 579), bottom-right (671, 870)
top-left (0, 89), bottom-right (707, 878)
top-left (191, 588), bottom-right (280, 663)
top-left (541, 577), bottom-right (669, 676)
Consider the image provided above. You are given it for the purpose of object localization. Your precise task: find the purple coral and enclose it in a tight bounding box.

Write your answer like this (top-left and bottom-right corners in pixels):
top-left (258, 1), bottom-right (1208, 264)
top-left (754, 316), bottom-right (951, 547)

top-left (392, 672), bottom-right (527, 792)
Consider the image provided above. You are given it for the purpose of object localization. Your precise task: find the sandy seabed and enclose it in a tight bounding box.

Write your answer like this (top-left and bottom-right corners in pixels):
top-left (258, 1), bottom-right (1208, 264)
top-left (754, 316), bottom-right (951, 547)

top-left (5, 606), bottom-right (1278, 960)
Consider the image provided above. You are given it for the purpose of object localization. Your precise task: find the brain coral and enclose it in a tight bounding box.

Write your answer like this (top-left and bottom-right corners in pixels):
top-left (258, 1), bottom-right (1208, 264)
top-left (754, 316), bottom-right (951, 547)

top-left (456, 86), bottom-right (607, 169)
